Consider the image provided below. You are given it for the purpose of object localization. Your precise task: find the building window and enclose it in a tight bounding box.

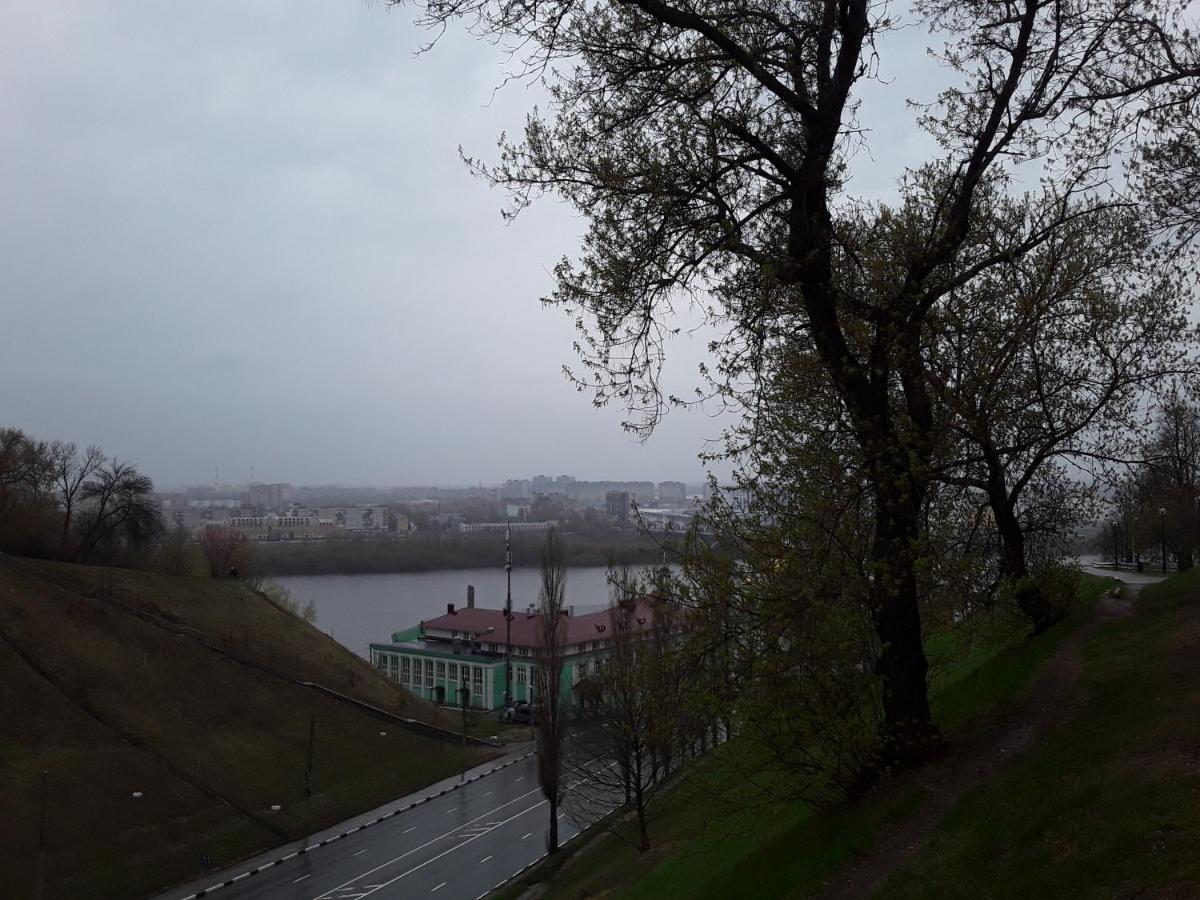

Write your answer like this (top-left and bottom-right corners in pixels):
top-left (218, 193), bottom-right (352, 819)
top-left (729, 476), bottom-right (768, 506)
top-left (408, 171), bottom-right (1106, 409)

top-left (436, 661), bottom-right (446, 680)
top-left (401, 657), bottom-right (411, 684)
top-left (375, 653), bottom-right (387, 670)
top-left (473, 666), bottom-right (483, 694)
top-left (448, 662), bottom-right (458, 682)
top-left (516, 665), bottom-right (527, 684)
top-left (425, 660), bottom-right (435, 687)
top-left (387, 656), bottom-right (399, 681)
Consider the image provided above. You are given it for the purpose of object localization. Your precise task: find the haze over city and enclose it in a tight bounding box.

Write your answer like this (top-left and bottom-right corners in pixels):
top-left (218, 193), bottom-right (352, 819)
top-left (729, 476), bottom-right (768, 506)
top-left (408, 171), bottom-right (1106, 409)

top-left (5, 3), bottom-right (1200, 900)
top-left (0, 2), bottom-right (940, 486)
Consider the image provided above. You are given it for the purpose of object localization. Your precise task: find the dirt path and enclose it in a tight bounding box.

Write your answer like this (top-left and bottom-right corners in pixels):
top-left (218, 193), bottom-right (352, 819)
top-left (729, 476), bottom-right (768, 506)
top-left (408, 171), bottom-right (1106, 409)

top-left (815, 583), bottom-right (1140, 900)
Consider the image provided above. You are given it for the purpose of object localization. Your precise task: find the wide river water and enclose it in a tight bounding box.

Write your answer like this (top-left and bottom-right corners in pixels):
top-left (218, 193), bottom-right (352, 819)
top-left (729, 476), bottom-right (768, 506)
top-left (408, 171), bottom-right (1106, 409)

top-left (276, 567), bottom-right (628, 659)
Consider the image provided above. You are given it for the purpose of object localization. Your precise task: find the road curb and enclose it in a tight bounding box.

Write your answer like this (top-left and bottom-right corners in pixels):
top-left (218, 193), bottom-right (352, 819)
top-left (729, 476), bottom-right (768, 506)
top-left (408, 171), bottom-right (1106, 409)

top-left (179, 750), bottom-right (536, 899)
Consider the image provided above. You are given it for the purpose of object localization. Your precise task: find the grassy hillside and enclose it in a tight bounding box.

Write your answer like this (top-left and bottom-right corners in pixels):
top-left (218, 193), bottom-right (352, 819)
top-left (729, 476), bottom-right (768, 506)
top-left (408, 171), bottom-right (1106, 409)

top-left (0, 556), bottom-right (501, 900)
top-left (877, 570), bottom-right (1200, 898)
top-left (507, 572), bottom-right (1121, 900)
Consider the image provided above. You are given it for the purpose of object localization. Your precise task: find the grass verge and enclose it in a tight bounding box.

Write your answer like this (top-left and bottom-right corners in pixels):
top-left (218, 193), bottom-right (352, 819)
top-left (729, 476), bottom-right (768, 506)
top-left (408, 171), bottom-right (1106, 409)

top-left (500, 571), bottom-right (1116, 900)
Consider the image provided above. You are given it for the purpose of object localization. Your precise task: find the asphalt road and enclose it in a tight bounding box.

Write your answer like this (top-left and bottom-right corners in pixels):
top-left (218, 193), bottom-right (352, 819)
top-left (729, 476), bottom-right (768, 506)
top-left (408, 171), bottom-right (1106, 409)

top-left (159, 751), bottom-right (595, 900)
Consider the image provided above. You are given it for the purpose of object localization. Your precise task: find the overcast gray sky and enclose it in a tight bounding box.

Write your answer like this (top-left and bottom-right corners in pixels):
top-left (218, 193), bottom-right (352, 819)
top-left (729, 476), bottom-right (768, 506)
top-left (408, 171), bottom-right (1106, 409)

top-left (0, 2), bottom-right (939, 487)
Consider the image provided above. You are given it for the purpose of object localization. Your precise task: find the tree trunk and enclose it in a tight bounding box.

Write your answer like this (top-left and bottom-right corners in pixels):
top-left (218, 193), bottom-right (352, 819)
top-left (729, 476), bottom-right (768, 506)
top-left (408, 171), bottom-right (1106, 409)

top-left (987, 476), bottom-right (1060, 632)
top-left (547, 796), bottom-right (559, 853)
top-left (870, 472), bottom-right (940, 769)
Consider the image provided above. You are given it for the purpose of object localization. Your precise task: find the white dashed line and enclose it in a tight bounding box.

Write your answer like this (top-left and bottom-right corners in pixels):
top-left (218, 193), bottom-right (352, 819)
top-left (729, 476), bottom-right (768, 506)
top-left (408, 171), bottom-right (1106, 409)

top-left (480, 855), bottom-right (493, 863)
top-left (293, 874), bottom-right (310, 883)
top-left (403, 826), bottom-right (416, 834)
top-left (483, 791), bottom-right (493, 797)
top-left (522, 832), bottom-right (533, 840)
top-left (432, 883), bottom-right (446, 893)
top-left (353, 848), bottom-right (369, 856)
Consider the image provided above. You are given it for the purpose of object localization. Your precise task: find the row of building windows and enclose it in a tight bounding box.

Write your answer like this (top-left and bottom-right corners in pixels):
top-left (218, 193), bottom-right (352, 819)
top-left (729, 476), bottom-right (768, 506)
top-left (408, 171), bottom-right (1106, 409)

top-left (377, 652), bottom-right (607, 693)
top-left (377, 653), bottom-right (491, 693)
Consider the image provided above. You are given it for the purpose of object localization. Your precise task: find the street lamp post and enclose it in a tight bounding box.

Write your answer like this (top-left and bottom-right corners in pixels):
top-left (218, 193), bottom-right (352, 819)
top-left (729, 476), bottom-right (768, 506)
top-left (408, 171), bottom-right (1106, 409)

top-left (504, 520), bottom-right (512, 710)
top-left (1161, 507), bottom-right (1168, 575)
top-left (1112, 520), bottom-right (1120, 569)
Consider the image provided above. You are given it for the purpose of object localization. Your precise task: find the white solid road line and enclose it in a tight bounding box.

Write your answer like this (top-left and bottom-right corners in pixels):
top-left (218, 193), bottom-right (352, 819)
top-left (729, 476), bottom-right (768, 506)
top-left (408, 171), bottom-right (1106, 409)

top-left (293, 874), bottom-right (311, 883)
top-left (352, 798), bottom-right (549, 899)
top-left (312, 786), bottom-right (544, 899)
top-left (480, 855), bottom-right (493, 863)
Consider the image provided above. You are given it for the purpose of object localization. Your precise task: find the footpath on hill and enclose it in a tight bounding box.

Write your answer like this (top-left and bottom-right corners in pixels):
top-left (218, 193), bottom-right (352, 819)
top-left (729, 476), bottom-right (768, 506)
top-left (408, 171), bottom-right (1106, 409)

top-left (816, 575), bottom-right (1142, 899)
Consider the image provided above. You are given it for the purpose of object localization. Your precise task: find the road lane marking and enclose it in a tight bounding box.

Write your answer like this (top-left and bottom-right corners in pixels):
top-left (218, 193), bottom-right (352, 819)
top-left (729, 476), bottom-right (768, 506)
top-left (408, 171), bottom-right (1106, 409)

top-left (480, 855), bottom-right (493, 863)
top-left (445, 808), bottom-right (457, 814)
top-left (522, 832), bottom-right (533, 840)
top-left (353, 848), bottom-right (369, 856)
top-left (293, 874), bottom-right (311, 883)
top-left (483, 791), bottom-right (493, 797)
top-left (514, 776), bottom-right (524, 782)
top-left (431, 883), bottom-right (446, 893)
top-left (403, 826), bottom-right (416, 834)
top-left (354, 798), bottom-right (549, 898)
top-left (313, 786), bottom-right (544, 899)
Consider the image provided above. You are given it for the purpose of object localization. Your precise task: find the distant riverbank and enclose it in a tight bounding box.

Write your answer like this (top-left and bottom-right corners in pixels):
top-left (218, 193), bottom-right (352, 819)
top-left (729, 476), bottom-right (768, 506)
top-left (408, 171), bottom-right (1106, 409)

top-left (251, 528), bottom-right (678, 576)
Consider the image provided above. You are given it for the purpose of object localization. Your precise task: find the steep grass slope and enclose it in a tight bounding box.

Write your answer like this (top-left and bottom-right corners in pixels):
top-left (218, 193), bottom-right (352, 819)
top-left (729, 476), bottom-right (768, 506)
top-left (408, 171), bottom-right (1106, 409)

top-left (0, 557), bottom-right (499, 899)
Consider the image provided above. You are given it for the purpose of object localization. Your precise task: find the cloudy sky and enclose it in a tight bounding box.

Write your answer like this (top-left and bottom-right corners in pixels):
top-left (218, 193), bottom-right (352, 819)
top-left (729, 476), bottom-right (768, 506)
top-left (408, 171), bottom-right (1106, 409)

top-left (0, 2), bottom-right (939, 487)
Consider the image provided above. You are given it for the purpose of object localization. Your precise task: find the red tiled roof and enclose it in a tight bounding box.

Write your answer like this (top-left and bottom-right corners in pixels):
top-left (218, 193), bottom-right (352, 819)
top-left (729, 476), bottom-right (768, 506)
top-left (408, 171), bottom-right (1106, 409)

top-left (421, 601), bottom-right (657, 649)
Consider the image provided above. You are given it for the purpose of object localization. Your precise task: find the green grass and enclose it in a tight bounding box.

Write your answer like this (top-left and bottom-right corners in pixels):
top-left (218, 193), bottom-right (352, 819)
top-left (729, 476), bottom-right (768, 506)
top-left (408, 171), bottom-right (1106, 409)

top-left (0, 557), bottom-right (501, 899)
top-left (875, 570), bottom-right (1200, 899)
top-left (509, 572), bottom-right (1116, 900)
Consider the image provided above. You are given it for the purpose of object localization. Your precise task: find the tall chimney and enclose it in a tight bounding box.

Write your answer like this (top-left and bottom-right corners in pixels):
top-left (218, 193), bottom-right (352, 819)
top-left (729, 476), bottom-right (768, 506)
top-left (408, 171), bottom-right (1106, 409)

top-left (467, 585), bottom-right (475, 609)
top-left (447, 603), bottom-right (456, 615)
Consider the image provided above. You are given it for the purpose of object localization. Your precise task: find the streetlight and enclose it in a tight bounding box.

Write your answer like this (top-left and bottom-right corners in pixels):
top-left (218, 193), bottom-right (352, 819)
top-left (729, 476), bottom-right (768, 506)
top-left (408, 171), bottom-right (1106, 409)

top-left (1160, 507), bottom-right (1168, 575)
top-left (1112, 520), bottom-right (1120, 569)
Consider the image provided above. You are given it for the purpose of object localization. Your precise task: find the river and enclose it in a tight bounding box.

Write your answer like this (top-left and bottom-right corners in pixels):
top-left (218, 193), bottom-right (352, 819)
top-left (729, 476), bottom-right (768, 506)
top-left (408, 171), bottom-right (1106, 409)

top-left (275, 567), bottom-right (631, 659)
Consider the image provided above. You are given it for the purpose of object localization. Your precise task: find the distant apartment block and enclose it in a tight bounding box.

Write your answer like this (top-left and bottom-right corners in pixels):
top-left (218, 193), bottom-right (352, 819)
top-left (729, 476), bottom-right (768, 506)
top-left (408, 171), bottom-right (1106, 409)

top-left (606, 490), bottom-right (631, 523)
top-left (657, 480), bottom-right (687, 504)
top-left (244, 482), bottom-right (292, 512)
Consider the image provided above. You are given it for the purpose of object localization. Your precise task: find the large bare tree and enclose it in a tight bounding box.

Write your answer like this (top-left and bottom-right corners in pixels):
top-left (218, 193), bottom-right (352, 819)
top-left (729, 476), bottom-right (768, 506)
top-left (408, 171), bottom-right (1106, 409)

top-left (398, 0), bottom-right (1199, 763)
top-left (48, 441), bottom-right (104, 557)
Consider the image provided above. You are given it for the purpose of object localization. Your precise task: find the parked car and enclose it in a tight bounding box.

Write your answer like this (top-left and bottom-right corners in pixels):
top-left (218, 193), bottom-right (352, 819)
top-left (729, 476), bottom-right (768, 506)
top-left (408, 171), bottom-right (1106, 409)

top-left (504, 701), bottom-right (535, 724)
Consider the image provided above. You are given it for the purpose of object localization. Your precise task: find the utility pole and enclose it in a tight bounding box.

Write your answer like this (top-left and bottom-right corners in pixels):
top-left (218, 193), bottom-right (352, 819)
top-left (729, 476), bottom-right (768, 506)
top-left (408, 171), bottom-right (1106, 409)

top-left (35, 770), bottom-right (47, 900)
top-left (505, 519), bottom-right (513, 710)
top-left (303, 717), bottom-right (315, 831)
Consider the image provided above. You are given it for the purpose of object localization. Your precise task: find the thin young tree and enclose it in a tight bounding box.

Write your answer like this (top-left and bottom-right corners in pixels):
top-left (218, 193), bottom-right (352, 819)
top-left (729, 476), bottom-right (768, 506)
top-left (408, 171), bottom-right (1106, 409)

top-left (398, 0), bottom-right (1200, 764)
top-left (565, 574), bottom-right (664, 852)
top-left (533, 528), bottom-right (568, 853)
